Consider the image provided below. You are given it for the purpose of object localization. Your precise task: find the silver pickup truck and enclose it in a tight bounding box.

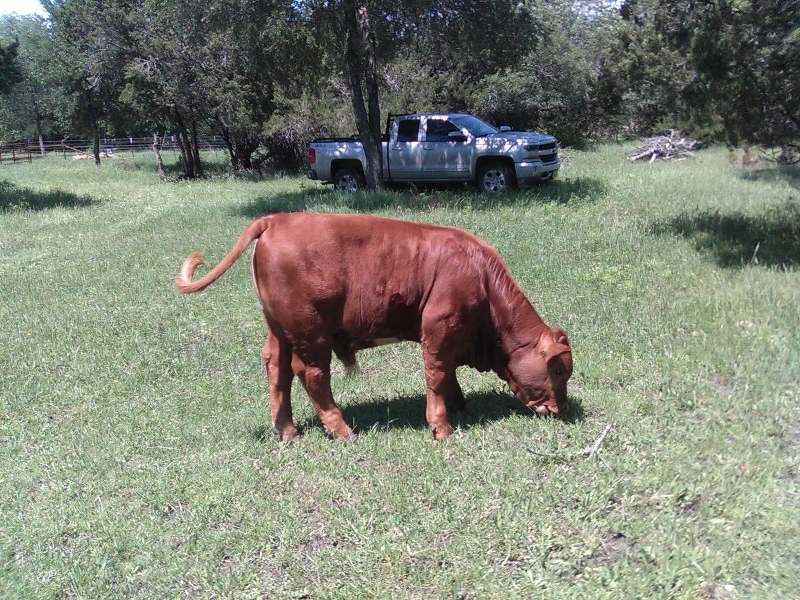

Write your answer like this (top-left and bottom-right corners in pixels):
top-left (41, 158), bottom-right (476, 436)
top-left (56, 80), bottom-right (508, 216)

top-left (307, 113), bottom-right (560, 193)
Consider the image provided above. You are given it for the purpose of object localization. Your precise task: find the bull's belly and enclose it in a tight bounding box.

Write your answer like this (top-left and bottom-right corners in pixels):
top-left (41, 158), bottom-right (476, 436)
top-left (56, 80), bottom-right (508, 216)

top-left (373, 337), bottom-right (402, 346)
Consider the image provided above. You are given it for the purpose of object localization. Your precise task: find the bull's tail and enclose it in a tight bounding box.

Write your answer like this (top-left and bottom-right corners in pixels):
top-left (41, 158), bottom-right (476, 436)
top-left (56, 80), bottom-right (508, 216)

top-left (175, 216), bottom-right (272, 294)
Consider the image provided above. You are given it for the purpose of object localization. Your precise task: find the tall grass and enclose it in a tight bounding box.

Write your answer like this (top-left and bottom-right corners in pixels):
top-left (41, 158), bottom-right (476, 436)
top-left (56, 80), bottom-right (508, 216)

top-left (1, 148), bottom-right (798, 599)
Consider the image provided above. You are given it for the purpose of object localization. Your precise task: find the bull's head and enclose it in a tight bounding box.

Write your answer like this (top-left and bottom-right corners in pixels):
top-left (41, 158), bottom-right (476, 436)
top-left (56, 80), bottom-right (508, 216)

top-left (502, 327), bottom-right (572, 416)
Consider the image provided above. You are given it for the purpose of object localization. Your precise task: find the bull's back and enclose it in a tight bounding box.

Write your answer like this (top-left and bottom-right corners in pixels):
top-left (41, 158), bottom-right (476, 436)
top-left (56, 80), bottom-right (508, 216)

top-left (251, 213), bottom-right (487, 339)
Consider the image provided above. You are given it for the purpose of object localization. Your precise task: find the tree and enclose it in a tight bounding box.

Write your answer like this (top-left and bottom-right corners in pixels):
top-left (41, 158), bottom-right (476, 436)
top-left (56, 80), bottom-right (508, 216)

top-left (0, 16), bottom-right (70, 152)
top-left (659, 0), bottom-right (799, 155)
top-left (614, 0), bottom-right (800, 155)
top-left (121, 0), bottom-right (208, 177)
top-left (343, 0), bottom-right (383, 191)
top-left (42, 0), bottom-right (131, 165)
top-left (472, 1), bottom-right (608, 146)
top-left (122, 0), bottom-right (289, 175)
top-left (0, 36), bottom-right (21, 94)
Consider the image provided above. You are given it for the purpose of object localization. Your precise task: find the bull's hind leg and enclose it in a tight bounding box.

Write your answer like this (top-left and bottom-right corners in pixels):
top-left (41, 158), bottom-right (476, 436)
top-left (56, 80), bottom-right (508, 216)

top-left (444, 371), bottom-right (466, 413)
top-left (291, 350), bottom-right (354, 442)
top-left (262, 333), bottom-right (300, 441)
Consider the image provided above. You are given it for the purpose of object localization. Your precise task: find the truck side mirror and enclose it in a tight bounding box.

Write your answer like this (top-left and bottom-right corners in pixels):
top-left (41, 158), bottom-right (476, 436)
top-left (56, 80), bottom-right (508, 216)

top-left (447, 131), bottom-right (467, 142)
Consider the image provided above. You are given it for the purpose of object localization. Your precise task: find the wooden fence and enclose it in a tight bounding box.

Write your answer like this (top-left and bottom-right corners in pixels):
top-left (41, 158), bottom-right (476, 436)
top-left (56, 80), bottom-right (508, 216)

top-left (0, 142), bottom-right (33, 164)
top-left (0, 136), bottom-right (227, 165)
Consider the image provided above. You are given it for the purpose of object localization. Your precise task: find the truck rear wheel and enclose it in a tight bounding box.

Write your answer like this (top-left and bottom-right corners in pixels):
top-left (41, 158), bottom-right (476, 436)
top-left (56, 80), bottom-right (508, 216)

top-left (334, 167), bottom-right (366, 193)
top-left (477, 162), bottom-right (515, 193)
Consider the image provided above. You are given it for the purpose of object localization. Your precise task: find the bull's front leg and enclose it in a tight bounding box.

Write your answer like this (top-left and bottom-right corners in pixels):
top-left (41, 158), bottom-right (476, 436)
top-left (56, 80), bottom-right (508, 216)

top-left (262, 333), bottom-right (300, 442)
top-left (421, 350), bottom-right (456, 441)
top-left (291, 351), bottom-right (354, 442)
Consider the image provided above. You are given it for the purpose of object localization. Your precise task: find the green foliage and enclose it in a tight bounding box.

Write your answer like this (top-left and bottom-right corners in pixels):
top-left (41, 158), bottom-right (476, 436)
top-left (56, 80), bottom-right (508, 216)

top-left (0, 36), bottom-right (21, 95)
top-left (0, 15), bottom-right (71, 142)
top-left (612, 0), bottom-right (800, 150)
top-left (472, 39), bottom-right (594, 147)
top-left (2, 0), bottom-right (799, 167)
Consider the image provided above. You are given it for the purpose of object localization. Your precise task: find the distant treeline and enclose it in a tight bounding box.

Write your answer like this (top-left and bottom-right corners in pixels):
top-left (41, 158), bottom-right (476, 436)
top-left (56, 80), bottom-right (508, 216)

top-left (0, 0), bottom-right (798, 176)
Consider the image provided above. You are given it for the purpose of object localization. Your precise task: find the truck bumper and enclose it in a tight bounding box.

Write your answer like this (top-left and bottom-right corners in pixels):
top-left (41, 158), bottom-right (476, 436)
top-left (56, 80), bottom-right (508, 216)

top-left (307, 168), bottom-right (319, 180)
top-left (514, 158), bottom-right (560, 188)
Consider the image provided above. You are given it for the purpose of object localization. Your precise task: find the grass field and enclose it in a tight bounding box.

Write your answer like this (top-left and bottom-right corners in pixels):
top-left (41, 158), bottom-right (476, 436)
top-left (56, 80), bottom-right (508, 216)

top-left (1, 147), bottom-right (799, 599)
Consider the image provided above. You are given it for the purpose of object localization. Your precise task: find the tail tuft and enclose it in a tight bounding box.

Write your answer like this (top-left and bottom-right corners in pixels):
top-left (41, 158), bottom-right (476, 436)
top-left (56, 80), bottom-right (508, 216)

top-left (175, 252), bottom-right (207, 294)
top-left (344, 360), bottom-right (361, 378)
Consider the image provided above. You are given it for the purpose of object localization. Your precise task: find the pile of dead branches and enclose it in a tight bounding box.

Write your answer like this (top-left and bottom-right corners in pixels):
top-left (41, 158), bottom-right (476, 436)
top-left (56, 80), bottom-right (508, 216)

top-left (628, 131), bottom-right (700, 163)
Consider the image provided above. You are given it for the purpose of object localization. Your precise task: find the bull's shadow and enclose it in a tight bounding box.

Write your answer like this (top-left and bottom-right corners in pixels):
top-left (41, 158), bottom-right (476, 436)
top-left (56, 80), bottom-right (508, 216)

top-left (288, 391), bottom-right (584, 438)
top-left (236, 177), bottom-right (605, 219)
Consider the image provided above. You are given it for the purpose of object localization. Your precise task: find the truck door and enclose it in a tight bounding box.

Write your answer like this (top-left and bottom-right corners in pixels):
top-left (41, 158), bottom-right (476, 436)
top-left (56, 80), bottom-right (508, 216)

top-left (421, 117), bottom-right (473, 180)
top-left (387, 118), bottom-right (422, 181)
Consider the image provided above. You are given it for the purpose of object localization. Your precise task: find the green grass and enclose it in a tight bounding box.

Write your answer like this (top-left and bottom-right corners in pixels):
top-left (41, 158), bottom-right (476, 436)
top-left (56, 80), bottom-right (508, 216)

top-left (1, 148), bottom-right (798, 599)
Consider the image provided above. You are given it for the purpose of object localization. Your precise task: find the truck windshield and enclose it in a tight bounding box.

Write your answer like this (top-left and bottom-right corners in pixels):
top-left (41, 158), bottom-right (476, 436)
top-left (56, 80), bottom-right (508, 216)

top-left (450, 115), bottom-right (498, 137)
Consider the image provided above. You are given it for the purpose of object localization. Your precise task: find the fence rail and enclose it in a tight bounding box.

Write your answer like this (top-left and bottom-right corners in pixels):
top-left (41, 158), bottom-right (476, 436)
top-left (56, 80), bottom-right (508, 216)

top-left (0, 136), bottom-right (228, 164)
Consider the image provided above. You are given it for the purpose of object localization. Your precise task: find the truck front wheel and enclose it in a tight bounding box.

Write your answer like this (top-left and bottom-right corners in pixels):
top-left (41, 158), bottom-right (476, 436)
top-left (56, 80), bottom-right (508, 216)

top-left (334, 167), bottom-right (366, 193)
top-left (477, 162), bottom-right (515, 193)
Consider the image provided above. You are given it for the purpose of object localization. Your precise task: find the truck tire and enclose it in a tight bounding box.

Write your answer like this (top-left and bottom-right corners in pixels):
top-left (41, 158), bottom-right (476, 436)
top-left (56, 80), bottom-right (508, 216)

top-left (477, 161), bottom-right (515, 193)
top-left (334, 167), bottom-right (366, 193)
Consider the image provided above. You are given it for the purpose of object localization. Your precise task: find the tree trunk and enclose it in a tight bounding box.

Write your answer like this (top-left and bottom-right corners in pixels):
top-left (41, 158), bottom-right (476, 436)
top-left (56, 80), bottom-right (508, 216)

top-left (218, 122), bottom-right (256, 172)
top-left (191, 116), bottom-right (203, 177)
top-left (92, 116), bottom-right (101, 166)
top-left (35, 114), bottom-right (45, 156)
top-left (343, 0), bottom-right (384, 192)
top-left (152, 132), bottom-right (165, 178)
top-left (173, 108), bottom-right (198, 178)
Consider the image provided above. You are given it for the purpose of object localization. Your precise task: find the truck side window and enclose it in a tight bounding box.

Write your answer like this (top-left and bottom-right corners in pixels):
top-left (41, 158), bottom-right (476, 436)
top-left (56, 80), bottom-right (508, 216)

top-left (426, 119), bottom-right (461, 142)
top-left (396, 119), bottom-right (420, 142)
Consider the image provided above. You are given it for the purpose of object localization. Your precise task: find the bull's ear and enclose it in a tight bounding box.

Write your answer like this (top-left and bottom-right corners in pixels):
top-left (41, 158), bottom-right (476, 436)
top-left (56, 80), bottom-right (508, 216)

top-left (545, 327), bottom-right (571, 361)
top-left (552, 327), bottom-right (569, 346)
top-left (502, 368), bottom-right (521, 395)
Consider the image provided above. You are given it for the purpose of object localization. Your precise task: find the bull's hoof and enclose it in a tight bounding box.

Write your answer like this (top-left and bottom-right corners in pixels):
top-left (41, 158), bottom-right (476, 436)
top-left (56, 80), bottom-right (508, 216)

top-left (325, 423), bottom-right (355, 443)
top-left (432, 423), bottom-right (453, 441)
top-left (274, 425), bottom-right (301, 442)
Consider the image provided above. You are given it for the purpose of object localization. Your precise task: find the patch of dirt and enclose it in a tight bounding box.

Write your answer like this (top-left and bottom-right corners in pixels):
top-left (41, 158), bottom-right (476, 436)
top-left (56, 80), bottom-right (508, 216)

top-left (676, 491), bottom-right (702, 513)
top-left (783, 426), bottom-right (800, 447)
top-left (300, 532), bottom-right (335, 557)
top-left (701, 581), bottom-right (737, 599)
top-left (580, 533), bottom-right (639, 570)
top-left (600, 533), bottom-right (630, 563)
top-left (704, 375), bottom-right (734, 398)
top-left (162, 500), bottom-right (190, 520)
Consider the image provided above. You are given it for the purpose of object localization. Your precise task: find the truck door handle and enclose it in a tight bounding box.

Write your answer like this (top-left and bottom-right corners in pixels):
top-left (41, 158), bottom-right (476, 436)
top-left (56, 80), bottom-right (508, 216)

top-left (423, 144), bottom-right (434, 150)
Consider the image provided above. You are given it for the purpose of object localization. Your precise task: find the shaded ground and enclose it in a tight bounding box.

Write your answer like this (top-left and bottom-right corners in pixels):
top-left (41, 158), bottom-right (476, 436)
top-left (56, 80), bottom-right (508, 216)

top-left (0, 180), bottom-right (97, 212)
top-left (653, 199), bottom-right (800, 268)
top-left (236, 177), bottom-right (607, 217)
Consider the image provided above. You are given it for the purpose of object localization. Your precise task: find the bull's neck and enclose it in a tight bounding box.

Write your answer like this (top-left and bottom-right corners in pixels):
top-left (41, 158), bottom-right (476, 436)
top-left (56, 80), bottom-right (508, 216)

top-left (488, 273), bottom-right (547, 357)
